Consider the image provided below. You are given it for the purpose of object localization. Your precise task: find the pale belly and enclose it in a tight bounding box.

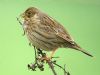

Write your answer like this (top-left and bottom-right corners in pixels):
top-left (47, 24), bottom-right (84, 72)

top-left (27, 30), bottom-right (59, 51)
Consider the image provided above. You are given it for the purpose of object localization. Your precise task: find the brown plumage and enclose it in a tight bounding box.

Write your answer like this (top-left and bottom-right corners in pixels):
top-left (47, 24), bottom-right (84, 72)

top-left (21, 7), bottom-right (93, 57)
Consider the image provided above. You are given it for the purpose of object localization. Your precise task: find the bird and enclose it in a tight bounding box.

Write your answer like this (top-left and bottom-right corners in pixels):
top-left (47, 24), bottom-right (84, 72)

top-left (20, 7), bottom-right (93, 60)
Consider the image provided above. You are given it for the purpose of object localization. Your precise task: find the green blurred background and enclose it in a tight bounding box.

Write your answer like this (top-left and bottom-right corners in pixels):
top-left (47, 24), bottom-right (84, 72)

top-left (0, 0), bottom-right (100, 75)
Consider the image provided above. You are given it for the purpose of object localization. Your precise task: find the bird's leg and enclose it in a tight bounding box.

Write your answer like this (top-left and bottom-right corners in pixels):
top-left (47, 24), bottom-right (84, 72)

top-left (39, 49), bottom-right (57, 61)
top-left (49, 49), bottom-right (57, 59)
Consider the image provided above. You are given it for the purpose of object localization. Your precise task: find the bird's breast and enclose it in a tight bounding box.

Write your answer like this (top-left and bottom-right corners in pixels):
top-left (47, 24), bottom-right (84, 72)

top-left (23, 21), bottom-right (28, 29)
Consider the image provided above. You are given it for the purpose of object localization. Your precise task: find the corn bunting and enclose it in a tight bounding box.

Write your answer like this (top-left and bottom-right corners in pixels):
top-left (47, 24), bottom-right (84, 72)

top-left (20, 7), bottom-right (93, 59)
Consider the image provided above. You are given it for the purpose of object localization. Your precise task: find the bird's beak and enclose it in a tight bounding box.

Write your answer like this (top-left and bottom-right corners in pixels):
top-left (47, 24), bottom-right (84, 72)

top-left (20, 13), bottom-right (29, 20)
top-left (20, 13), bottom-right (25, 18)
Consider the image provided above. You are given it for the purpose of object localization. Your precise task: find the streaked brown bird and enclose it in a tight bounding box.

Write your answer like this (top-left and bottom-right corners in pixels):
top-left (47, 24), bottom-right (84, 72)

top-left (20, 7), bottom-right (93, 60)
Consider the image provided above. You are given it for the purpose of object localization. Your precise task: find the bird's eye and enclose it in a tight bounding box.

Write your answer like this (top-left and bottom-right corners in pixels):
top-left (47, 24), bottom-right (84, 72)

top-left (28, 12), bottom-right (31, 15)
top-left (26, 10), bottom-right (35, 18)
top-left (26, 12), bottom-right (32, 18)
top-left (28, 12), bottom-right (31, 14)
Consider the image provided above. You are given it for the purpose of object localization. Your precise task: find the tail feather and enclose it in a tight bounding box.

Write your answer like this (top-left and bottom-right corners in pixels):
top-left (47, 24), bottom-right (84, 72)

top-left (81, 50), bottom-right (93, 57)
top-left (68, 42), bottom-right (93, 57)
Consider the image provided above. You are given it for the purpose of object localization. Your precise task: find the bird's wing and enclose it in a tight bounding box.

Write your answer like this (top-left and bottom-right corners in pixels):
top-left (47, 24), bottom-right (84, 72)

top-left (38, 12), bottom-right (74, 44)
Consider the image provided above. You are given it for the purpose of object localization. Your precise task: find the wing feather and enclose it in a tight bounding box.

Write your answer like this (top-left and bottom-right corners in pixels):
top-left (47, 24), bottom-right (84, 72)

top-left (37, 12), bottom-right (74, 44)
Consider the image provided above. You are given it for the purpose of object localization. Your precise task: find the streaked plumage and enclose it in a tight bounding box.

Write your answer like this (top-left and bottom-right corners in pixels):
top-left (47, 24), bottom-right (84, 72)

top-left (21, 7), bottom-right (93, 57)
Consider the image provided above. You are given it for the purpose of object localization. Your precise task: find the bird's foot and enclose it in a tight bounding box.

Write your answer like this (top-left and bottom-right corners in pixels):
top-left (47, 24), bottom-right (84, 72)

top-left (40, 56), bottom-right (52, 61)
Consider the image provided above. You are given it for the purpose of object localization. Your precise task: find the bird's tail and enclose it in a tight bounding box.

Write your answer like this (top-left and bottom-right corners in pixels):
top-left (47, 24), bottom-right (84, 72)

top-left (68, 42), bottom-right (93, 57)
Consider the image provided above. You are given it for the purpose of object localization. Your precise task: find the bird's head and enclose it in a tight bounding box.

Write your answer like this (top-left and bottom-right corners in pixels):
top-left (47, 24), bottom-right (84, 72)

top-left (21, 7), bottom-right (38, 19)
